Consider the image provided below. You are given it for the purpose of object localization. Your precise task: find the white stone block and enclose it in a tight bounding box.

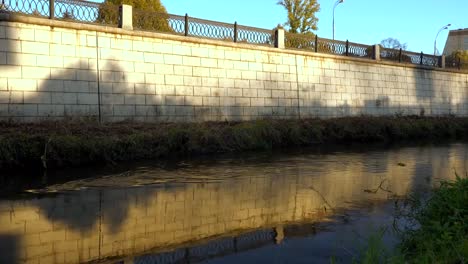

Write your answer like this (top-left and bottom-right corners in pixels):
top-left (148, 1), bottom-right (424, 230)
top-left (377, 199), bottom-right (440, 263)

top-left (243, 89), bottom-right (257, 98)
top-left (183, 76), bottom-right (202, 86)
top-left (36, 55), bottom-right (63, 68)
top-left (227, 69), bottom-right (242, 79)
top-left (218, 78), bottom-right (234, 88)
top-left (135, 62), bottom-right (154, 73)
top-left (110, 38), bottom-right (132, 50)
top-left (24, 91), bottom-right (51, 104)
top-left (64, 80), bottom-right (89, 92)
top-left (133, 40), bottom-right (153, 52)
top-left (194, 87), bottom-right (211, 97)
top-left (144, 53), bottom-right (164, 64)
top-left (51, 92), bottom-right (77, 104)
top-left (191, 47), bottom-right (209, 57)
top-left (225, 51), bottom-right (241, 61)
top-left (202, 77), bottom-right (219, 87)
top-left (77, 93), bottom-right (98, 105)
top-left (8, 79), bottom-right (36, 91)
top-left (157, 85), bottom-right (175, 95)
top-left (6, 27), bottom-right (34, 41)
top-left (145, 73), bottom-right (165, 85)
top-left (0, 91), bottom-right (21, 103)
top-left (9, 104), bottom-right (38, 116)
top-left (241, 71), bottom-right (256, 80)
top-left (8, 53), bottom-right (36, 66)
top-left (0, 65), bottom-right (21, 78)
top-left (0, 39), bottom-right (21, 52)
top-left (0, 78), bottom-right (6, 91)
top-left (0, 52), bottom-right (5, 65)
top-left (201, 58), bottom-right (217, 68)
top-left (52, 69), bottom-right (76, 80)
top-left (185, 96), bottom-right (203, 106)
top-left (145, 94), bottom-right (164, 105)
top-left (153, 42), bottom-right (173, 54)
top-left (165, 75), bottom-right (184, 86)
top-left (124, 94), bottom-right (145, 105)
top-left (135, 84), bottom-right (156, 95)
top-left (175, 86), bottom-right (194, 96)
top-left (164, 54), bottom-right (183, 65)
top-left (22, 66), bottom-right (50, 79)
top-left (102, 94), bottom-right (124, 105)
top-left (172, 45), bottom-right (192, 56)
top-left (183, 57), bottom-right (201, 67)
top-left (50, 44), bottom-right (76, 57)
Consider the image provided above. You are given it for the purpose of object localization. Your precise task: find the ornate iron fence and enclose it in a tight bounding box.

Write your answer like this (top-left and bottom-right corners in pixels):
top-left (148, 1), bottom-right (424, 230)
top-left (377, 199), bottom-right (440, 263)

top-left (1, 0), bottom-right (50, 17)
top-left (132, 10), bottom-right (274, 46)
top-left (237, 25), bottom-right (273, 46)
top-left (286, 33), bottom-right (373, 59)
top-left (0, 0), bottom-right (118, 25)
top-left (446, 57), bottom-right (468, 70)
top-left (188, 16), bottom-right (234, 41)
top-left (380, 47), bottom-right (442, 67)
top-left (347, 41), bottom-right (373, 58)
top-left (285, 32), bottom-right (316, 51)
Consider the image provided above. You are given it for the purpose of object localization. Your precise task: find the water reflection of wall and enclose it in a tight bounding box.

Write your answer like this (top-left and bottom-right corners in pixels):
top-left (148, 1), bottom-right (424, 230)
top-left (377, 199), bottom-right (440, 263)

top-left (0, 145), bottom-right (466, 263)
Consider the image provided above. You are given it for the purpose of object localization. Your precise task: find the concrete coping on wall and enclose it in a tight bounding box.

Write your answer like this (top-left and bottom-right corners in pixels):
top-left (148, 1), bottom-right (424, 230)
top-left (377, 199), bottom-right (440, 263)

top-left (1, 12), bottom-right (467, 76)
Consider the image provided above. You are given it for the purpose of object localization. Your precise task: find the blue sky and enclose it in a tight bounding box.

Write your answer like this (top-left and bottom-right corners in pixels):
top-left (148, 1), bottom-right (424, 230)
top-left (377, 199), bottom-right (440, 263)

top-left (161, 0), bottom-right (467, 55)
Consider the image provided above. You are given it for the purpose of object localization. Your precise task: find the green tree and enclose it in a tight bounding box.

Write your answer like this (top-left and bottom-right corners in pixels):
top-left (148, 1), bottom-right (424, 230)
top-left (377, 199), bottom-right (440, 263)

top-left (446, 50), bottom-right (468, 69)
top-left (277, 0), bottom-right (320, 35)
top-left (97, 0), bottom-right (172, 32)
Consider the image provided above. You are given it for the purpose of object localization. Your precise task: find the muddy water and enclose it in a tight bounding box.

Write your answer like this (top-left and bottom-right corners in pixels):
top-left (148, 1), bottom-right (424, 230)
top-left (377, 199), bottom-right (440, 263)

top-left (0, 143), bottom-right (467, 264)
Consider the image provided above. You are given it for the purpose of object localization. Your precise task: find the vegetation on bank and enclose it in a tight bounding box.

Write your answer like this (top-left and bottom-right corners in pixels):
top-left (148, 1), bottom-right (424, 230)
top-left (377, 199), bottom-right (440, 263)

top-left (353, 175), bottom-right (468, 264)
top-left (0, 116), bottom-right (468, 170)
top-left (397, 175), bottom-right (468, 263)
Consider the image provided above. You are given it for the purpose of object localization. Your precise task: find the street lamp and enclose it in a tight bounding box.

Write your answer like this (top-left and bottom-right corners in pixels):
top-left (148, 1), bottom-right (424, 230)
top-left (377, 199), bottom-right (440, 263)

top-left (434, 23), bottom-right (451, 56)
top-left (333, 0), bottom-right (344, 41)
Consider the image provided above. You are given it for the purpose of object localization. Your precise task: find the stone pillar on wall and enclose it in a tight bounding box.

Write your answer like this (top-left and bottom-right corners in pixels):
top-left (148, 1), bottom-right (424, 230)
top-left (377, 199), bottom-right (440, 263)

top-left (275, 27), bottom-right (285, 49)
top-left (119, 4), bottom-right (133, 30)
top-left (373, 44), bottom-right (380, 60)
top-left (439, 55), bottom-right (446, 68)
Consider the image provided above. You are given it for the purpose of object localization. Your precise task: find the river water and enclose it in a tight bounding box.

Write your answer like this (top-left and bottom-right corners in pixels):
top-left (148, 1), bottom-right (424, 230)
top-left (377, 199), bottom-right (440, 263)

top-left (0, 143), bottom-right (467, 264)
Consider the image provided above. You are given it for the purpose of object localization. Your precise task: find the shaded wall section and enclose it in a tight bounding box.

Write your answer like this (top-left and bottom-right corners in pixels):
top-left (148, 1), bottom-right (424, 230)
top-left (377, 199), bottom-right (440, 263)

top-left (0, 18), bottom-right (467, 122)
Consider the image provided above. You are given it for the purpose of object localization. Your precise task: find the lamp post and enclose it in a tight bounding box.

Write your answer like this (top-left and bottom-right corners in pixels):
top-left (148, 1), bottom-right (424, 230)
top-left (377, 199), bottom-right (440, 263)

top-left (434, 23), bottom-right (451, 56)
top-left (332, 0), bottom-right (344, 41)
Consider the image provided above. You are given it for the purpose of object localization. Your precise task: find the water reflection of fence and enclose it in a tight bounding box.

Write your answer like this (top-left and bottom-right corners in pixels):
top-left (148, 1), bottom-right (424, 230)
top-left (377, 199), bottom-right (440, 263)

top-left (1, 0), bottom-right (463, 70)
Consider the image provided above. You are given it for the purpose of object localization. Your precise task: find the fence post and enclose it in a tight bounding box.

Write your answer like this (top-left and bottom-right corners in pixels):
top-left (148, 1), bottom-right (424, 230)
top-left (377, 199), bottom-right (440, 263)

top-left (314, 35), bottom-right (318, 52)
top-left (398, 48), bottom-right (402, 63)
top-left (233, 22), bottom-right (238, 43)
top-left (49, 0), bottom-right (54, 19)
top-left (439, 55), bottom-right (445, 68)
top-left (345, 40), bottom-right (349, 56)
top-left (118, 5), bottom-right (133, 30)
top-left (373, 45), bottom-right (380, 60)
top-left (274, 27), bottom-right (285, 49)
top-left (420, 52), bottom-right (424, 65)
top-left (184, 14), bottom-right (189, 36)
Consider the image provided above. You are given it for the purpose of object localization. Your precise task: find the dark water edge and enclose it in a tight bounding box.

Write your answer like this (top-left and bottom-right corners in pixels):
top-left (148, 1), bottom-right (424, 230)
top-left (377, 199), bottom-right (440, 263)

top-left (0, 141), bottom-right (466, 264)
top-left (0, 139), bottom-right (463, 197)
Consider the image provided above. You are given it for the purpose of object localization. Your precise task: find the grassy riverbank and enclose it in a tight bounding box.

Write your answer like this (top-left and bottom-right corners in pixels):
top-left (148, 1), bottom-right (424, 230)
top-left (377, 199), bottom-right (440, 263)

top-left (1, 116), bottom-right (468, 170)
top-left (356, 175), bottom-right (468, 264)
